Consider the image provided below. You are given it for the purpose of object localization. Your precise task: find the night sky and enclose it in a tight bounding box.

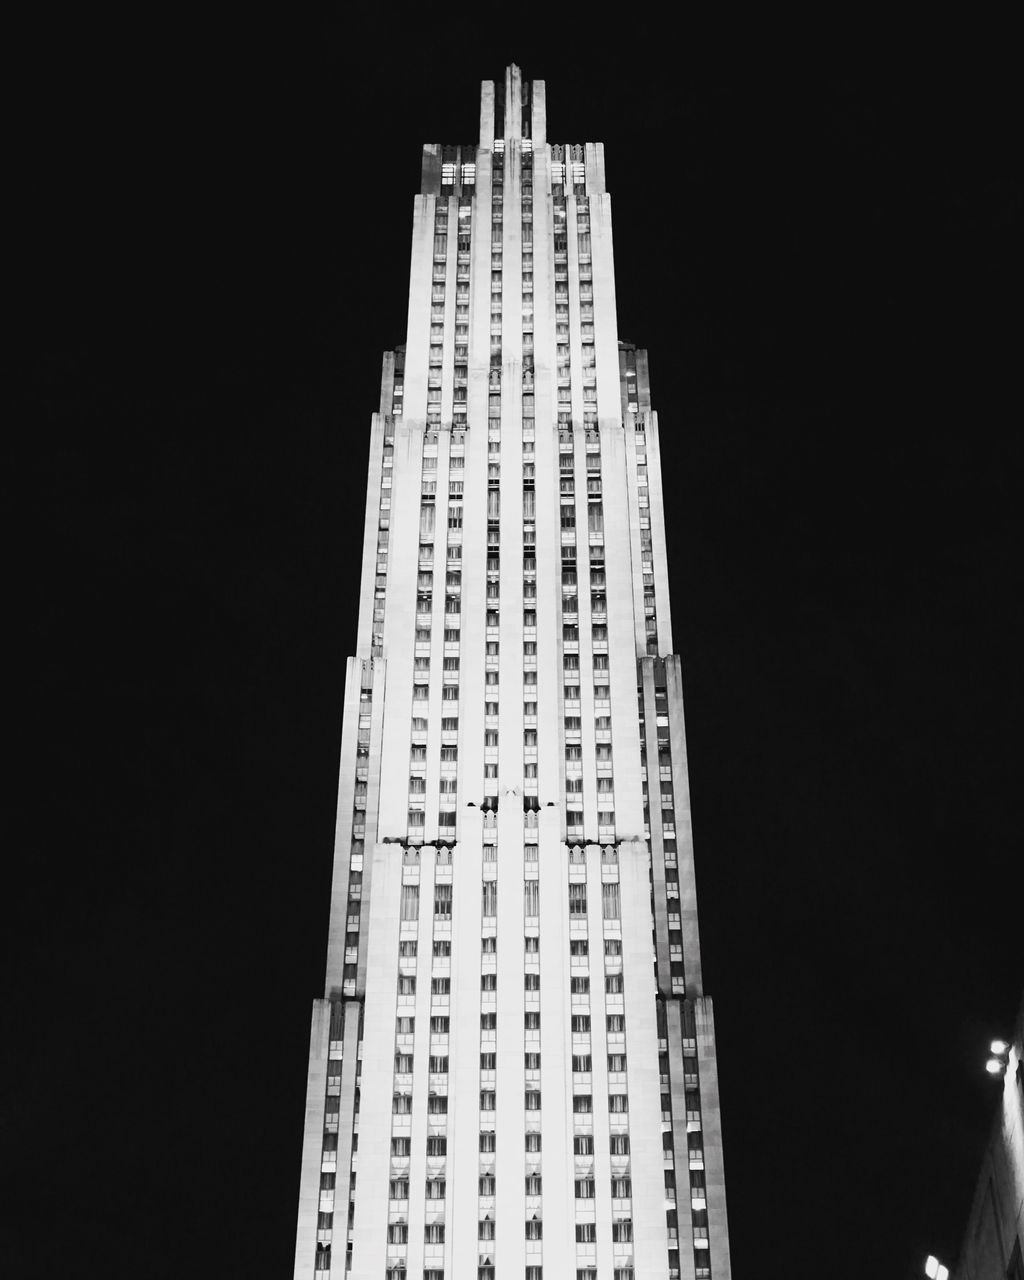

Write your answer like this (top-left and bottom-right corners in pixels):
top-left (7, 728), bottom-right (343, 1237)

top-left (15, 17), bottom-right (1022, 1279)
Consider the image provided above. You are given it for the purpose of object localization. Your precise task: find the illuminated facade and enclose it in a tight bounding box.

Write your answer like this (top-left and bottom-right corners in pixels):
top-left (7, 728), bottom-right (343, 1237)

top-left (952, 994), bottom-right (1024, 1280)
top-left (294, 66), bottom-right (732, 1280)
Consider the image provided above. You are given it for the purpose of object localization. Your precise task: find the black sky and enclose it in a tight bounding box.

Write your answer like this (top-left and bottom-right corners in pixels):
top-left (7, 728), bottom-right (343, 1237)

top-left (13, 16), bottom-right (1023, 1279)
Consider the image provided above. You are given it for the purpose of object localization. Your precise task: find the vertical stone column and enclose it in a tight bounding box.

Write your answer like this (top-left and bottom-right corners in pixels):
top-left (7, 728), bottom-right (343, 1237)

top-left (355, 658), bottom-right (387, 996)
top-left (355, 411), bottom-right (388, 654)
top-left (405, 845), bottom-right (437, 1275)
top-left (448, 811), bottom-right (484, 1275)
top-left (350, 842), bottom-right (402, 1278)
top-left (538, 811), bottom-right (573, 1272)
top-left (645, 406), bottom-right (675, 653)
top-left (665, 998), bottom-right (696, 1264)
top-left (696, 997), bottom-right (732, 1279)
top-left (600, 423), bottom-right (644, 836)
top-left (333, 1001), bottom-right (362, 1271)
top-left (665, 656), bottom-right (704, 995)
top-left (640, 658), bottom-right (672, 990)
top-left (586, 843), bottom-right (614, 1279)
top-left (496, 804), bottom-right (526, 1275)
top-left (324, 657), bottom-right (360, 991)
top-left (620, 838), bottom-right (672, 1276)
top-left (293, 998), bottom-right (330, 1278)
top-left (572, 422), bottom-right (597, 837)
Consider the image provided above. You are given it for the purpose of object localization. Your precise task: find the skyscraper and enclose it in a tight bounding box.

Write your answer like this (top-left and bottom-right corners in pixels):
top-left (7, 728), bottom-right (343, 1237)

top-left (295, 65), bottom-right (731, 1280)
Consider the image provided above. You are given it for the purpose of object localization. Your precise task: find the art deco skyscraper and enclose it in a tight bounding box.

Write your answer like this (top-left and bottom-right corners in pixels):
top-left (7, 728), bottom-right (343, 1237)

top-left (295, 66), bottom-right (731, 1280)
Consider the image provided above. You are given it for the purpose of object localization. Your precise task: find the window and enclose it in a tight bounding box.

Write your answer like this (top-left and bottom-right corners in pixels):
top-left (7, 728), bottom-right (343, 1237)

top-left (400, 884), bottom-right (419, 921)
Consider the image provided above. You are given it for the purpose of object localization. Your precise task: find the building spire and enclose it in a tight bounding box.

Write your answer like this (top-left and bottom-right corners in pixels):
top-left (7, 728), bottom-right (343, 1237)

top-left (479, 65), bottom-right (546, 147)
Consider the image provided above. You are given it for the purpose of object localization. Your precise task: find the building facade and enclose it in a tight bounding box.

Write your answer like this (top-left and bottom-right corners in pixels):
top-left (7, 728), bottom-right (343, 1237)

top-left (294, 66), bottom-right (731, 1280)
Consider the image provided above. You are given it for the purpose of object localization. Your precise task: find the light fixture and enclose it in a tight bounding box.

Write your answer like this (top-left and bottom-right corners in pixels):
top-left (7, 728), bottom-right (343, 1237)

top-left (988, 1037), bottom-right (1011, 1075)
top-left (925, 1257), bottom-right (950, 1280)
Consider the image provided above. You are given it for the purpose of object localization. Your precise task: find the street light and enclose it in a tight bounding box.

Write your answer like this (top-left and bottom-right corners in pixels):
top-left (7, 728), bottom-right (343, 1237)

top-left (925, 1256), bottom-right (950, 1280)
top-left (987, 1038), bottom-right (1011, 1076)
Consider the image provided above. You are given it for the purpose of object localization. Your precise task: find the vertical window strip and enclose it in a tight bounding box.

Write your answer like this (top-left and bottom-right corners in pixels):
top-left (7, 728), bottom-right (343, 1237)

top-left (569, 905), bottom-right (593, 1258)
top-left (314, 1000), bottom-right (347, 1273)
top-left (603, 917), bottom-right (632, 1268)
top-left (427, 884), bottom-right (453, 1261)
top-left (522, 146), bottom-right (537, 809)
top-left (409, 450), bottom-right (437, 844)
top-left (561, 432), bottom-right (581, 838)
top-left (483, 162), bottom-right (501, 814)
top-left (586, 433), bottom-right (614, 843)
top-left (479, 845), bottom-right (497, 1272)
top-left (346, 676), bottom-right (372, 998)
top-left (374, 402), bottom-right (397, 657)
top-left (389, 906), bottom-right (419, 1274)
